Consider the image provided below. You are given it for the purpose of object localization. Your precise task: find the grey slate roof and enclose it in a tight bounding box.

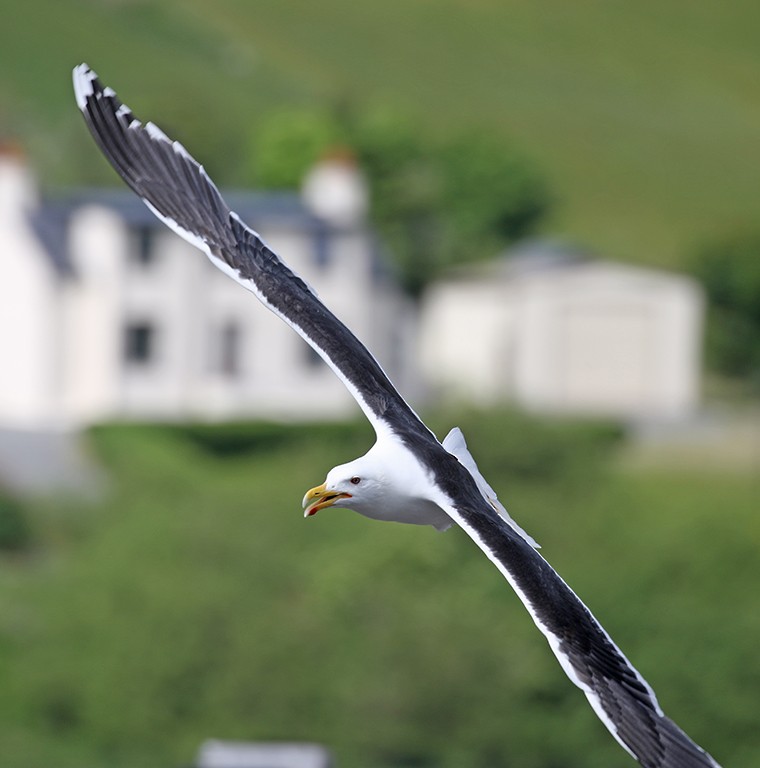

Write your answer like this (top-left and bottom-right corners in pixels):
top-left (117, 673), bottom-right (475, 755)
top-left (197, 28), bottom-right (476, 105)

top-left (30, 188), bottom-right (341, 276)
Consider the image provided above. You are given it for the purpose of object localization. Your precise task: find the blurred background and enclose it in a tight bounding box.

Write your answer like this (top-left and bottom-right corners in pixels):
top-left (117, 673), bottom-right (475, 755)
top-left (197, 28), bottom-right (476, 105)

top-left (0, 1), bottom-right (758, 766)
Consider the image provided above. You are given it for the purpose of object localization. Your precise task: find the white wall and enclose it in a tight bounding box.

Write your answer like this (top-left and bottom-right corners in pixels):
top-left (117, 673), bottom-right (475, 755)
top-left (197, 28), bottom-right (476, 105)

top-left (0, 156), bottom-right (59, 427)
top-left (420, 280), bottom-right (516, 404)
top-left (85, 217), bottom-right (408, 422)
top-left (420, 260), bottom-right (703, 420)
top-left (60, 205), bottom-right (126, 424)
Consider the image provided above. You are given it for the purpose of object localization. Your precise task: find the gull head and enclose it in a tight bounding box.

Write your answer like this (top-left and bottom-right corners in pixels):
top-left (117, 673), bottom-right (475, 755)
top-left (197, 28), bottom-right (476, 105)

top-left (301, 445), bottom-right (453, 531)
top-left (302, 456), bottom-right (388, 518)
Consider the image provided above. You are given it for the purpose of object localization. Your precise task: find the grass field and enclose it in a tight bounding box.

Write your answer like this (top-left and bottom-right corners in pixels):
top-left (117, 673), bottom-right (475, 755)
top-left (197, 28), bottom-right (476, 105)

top-left (1, 1), bottom-right (760, 271)
top-left (0, 414), bottom-right (757, 767)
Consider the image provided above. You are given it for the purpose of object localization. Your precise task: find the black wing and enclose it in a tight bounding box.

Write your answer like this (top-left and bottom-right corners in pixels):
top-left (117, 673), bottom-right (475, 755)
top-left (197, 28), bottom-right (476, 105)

top-left (72, 63), bottom-right (429, 444)
top-left (72, 64), bottom-right (721, 768)
top-left (429, 480), bottom-right (721, 768)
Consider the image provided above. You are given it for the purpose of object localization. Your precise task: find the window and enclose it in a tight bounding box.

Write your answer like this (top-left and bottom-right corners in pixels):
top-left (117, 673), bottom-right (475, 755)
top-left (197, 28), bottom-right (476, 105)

top-left (124, 322), bottom-right (156, 365)
top-left (219, 321), bottom-right (241, 377)
top-left (129, 225), bottom-right (157, 267)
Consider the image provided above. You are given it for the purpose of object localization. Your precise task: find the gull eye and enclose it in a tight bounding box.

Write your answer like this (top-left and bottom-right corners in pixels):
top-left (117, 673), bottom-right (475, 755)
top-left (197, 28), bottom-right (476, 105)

top-left (350, 476), bottom-right (361, 485)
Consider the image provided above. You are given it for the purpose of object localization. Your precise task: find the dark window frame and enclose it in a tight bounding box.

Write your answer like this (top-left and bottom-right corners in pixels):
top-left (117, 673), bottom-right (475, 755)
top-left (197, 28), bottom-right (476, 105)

top-left (219, 320), bottom-right (242, 377)
top-left (129, 225), bottom-right (158, 268)
top-left (124, 322), bottom-right (156, 365)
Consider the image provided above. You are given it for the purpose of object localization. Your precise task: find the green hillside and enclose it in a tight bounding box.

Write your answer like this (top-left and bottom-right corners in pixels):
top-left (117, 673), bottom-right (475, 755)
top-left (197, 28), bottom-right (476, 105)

top-left (0, 415), bottom-right (756, 767)
top-left (2, 1), bottom-right (760, 269)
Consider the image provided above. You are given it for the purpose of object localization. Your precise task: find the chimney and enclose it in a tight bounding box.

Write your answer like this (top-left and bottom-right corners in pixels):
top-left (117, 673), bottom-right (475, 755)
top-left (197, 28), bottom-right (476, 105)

top-left (0, 140), bottom-right (37, 218)
top-left (301, 146), bottom-right (369, 228)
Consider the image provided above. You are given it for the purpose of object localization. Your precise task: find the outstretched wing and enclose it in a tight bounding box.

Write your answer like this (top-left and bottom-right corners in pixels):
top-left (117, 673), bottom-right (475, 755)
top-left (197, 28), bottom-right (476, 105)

top-left (422, 470), bottom-right (721, 768)
top-left (72, 63), bottom-right (428, 445)
top-left (72, 64), bottom-right (721, 768)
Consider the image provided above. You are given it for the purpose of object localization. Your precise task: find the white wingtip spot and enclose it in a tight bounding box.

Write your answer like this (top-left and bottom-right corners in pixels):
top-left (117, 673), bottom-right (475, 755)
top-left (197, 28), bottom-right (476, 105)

top-left (172, 140), bottom-right (193, 161)
top-left (145, 121), bottom-right (170, 143)
top-left (72, 63), bottom-right (95, 110)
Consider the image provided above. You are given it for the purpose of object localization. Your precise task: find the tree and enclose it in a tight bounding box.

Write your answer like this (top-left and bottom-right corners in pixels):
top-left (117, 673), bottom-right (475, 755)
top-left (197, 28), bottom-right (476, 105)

top-left (0, 492), bottom-right (31, 552)
top-left (248, 105), bottom-right (551, 296)
top-left (249, 107), bottom-right (345, 190)
top-left (691, 231), bottom-right (760, 386)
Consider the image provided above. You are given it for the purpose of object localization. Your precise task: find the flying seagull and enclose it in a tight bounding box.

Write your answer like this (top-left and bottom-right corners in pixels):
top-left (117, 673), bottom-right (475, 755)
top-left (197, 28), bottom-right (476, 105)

top-left (72, 64), bottom-right (720, 768)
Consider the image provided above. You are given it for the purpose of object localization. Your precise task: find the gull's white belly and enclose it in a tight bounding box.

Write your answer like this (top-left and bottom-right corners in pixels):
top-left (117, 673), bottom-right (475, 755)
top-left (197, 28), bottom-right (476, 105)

top-left (358, 494), bottom-right (453, 531)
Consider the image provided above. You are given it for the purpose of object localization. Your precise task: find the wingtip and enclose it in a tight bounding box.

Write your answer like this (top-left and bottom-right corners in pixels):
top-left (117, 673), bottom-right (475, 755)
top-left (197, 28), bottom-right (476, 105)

top-left (72, 63), bottom-right (96, 110)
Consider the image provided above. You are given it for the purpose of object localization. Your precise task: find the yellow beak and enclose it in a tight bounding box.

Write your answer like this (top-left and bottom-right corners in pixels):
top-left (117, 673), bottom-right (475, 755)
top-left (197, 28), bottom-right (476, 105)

top-left (302, 482), bottom-right (352, 517)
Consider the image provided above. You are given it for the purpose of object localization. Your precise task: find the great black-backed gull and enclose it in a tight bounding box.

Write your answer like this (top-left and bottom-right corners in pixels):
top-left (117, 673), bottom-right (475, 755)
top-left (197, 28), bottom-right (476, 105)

top-left (72, 64), bottom-right (721, 768)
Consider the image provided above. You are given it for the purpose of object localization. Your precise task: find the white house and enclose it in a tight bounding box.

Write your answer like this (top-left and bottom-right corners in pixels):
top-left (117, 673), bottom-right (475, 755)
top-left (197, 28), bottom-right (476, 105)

top-left (0, 145), bottom-right (416, 429)
top-left (419, 242), bottom-right (703, 420)
top-left (1, 139), bottom-right (706, 437)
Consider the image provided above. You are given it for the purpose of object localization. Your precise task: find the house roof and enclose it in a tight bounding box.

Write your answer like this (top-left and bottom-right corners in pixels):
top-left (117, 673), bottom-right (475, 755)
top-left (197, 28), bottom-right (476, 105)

top-left (31, 188), bottom-right (353, 276)
top-left (436, 238), bottom-right (697, 291)
top-left (498, 238), bottom-right (590, 277)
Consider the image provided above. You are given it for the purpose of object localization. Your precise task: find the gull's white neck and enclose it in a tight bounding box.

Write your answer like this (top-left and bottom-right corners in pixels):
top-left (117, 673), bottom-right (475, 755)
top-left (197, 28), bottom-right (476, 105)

top-left (346, 436), bottom-right (453, 531)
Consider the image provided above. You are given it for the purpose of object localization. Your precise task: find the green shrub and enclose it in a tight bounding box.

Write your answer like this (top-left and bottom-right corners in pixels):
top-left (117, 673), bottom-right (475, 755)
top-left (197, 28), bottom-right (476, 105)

top-left (0, 492), bottom-right (31, 552)
top-left (1, 415), bottom-right (752, 768)
top-left (691, 231), bottom-right (760, 386)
